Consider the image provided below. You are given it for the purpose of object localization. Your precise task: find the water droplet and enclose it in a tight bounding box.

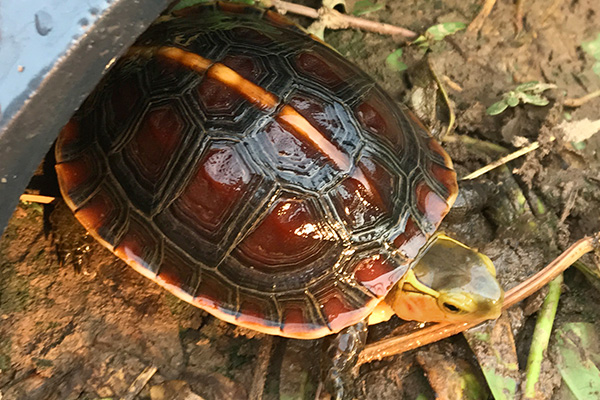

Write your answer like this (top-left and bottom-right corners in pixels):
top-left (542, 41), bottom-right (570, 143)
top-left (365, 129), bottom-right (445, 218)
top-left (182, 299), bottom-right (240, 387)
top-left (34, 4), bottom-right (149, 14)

top-left (34, 11), bottom-right (53, 36)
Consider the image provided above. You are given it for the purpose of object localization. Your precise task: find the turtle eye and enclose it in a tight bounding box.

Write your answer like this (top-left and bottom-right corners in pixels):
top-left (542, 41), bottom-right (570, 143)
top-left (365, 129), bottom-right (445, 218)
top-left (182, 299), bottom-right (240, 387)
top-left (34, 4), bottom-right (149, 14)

top-left (442, 302), bottom-right (461, 313)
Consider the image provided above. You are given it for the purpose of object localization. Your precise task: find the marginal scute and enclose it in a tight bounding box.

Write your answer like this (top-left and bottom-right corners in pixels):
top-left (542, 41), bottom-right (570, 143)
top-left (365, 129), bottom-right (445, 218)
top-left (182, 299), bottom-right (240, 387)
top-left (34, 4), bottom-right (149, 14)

top-left (218, 0), bottom-right (262, 17)
top-left (77, 192), bottom-right (113, 230)
top-left (55, 150), bottom-right (101, 199)
top-left (391, 217), bottom-right (428, 260)
top-left (354, 255), bottom-right (405, 298)
top-left (236, 293), bottom-right (281, 328)
top-left (429, 162), bottom-right (457, 199)
top-left (237, 298), bottom-right (266, 326)
top-left (318, 288), bottom-right (368, 332)
top-left (282, 305), bottom-right (307, 334)
top-left (157, 248), bottom-right (199, 295)
top-left (193, 271), bottom-right (230, 310)
top-left (264, 9), bottom-right (303, 32)
top-left (55, 120), bottom-right (83, 161)
top-left (415, 181), bottom-right (449, 227)
top-left (114, 215), bottom-right (161, 274)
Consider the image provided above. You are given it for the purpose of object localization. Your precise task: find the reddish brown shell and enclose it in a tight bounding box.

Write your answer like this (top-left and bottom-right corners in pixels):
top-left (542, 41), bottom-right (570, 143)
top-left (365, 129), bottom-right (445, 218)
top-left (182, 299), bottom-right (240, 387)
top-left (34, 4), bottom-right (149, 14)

top-left (55, 2), bottom-right (457, 339)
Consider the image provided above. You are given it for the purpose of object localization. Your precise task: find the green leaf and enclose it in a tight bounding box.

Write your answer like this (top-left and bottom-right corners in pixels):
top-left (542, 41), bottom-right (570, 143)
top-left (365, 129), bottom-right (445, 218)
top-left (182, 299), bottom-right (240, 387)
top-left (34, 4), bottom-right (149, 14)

top-left (514, 81), bottom-right (540, 92)
top-left (555, 323), bottom-right (600, 400)
top-left (352, 0), bottom-right (384, 16)
top-left (582, 33), bottom-right (600, 60)
top-left (385, 49), bottom-right (407, 72)
top-left (506, 92), bottom-right (520, 107)
top-left (520, 93), bottom-right (550, 106)
top-left (425, 22), bottom-right (466, 41)
top-left (412, 35), bottom-right (430, 49)
top-left (486, 100), bottom-right (509, 115)
top-left (481, 367), bottom-right (518, 400)
top-left (412, 35), bottom-right (427, 45)
top-left (593, 62), bottom-right (600, 77)
top-left (515, 81), bottom-right (556, 94)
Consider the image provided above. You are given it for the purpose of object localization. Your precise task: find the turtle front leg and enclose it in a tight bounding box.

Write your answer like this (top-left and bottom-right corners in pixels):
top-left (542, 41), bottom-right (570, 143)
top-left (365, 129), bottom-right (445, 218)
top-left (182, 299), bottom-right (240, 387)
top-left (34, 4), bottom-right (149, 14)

top-left (321, 320), bottom-right (368, 400)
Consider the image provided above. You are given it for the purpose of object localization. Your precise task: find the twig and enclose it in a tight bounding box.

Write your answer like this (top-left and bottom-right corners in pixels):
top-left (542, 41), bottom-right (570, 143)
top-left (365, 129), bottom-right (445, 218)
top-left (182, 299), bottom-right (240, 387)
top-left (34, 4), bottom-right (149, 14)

top-left (19, 194), bottom-right (56, 204)
top-left (541, 0), bottom-right (563, 26)
top-left (461, 139), bottom-right (553, 180)
top-left (523, 274), bottom-right (563, 399)
top-left (269, 0), bottom-right (417, 38)
top-left (442, 75), bottom-right (463, 92)
top-left (515, 0), bottom-right (525, 34)
top-left (357, 233), bottom-right (599, 365)
top-left (467, 0), bottom-right (498, 34)
top-left (444, 134), bottom-right (510, 156)
top-left (564, 89), bottom-right (600, 107)
top-left (427, 58), bottom-right (456, 139)
top-left (120, 365), bottom-right (158, 400)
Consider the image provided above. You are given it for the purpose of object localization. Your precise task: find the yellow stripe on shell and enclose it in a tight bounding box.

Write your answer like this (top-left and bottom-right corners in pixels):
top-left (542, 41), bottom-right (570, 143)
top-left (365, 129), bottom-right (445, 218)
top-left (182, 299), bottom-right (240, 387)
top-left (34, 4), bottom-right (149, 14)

top-left (156, 46), bottom-right (351, 172)
top-left (156, 46), bottom-right (279, 110)
top-left (277, 105), bottom-right (352, 171)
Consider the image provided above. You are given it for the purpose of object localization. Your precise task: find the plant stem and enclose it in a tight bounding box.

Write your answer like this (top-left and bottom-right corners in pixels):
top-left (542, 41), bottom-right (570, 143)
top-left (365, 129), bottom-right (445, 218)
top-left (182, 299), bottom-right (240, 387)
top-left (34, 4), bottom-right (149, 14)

top-left (523, 274), bottom-right (563, 399)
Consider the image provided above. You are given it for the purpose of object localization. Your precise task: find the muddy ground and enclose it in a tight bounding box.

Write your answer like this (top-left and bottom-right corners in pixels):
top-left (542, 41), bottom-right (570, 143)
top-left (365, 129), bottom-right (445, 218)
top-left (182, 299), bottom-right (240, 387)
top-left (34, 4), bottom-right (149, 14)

top-left (1, 0), bottom-right (600, 399)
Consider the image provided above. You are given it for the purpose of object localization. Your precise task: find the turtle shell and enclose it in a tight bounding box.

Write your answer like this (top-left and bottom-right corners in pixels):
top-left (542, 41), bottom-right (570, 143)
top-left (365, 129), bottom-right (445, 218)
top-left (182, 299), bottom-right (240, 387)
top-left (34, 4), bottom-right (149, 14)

top-left (55, 2), bottom-right (458, 339)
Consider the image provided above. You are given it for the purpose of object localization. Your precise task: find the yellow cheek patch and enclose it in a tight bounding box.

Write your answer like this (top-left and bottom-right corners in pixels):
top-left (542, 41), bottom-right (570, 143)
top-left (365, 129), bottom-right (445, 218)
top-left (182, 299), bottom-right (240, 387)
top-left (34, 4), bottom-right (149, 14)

top-left (392, 291), bottom-right (447, 322)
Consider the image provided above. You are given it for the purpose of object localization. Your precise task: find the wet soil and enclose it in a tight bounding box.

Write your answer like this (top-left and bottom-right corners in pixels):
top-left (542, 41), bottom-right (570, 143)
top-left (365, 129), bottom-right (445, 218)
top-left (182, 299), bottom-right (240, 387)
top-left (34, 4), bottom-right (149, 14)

top-left (1, 0), bottom-right (600, 399)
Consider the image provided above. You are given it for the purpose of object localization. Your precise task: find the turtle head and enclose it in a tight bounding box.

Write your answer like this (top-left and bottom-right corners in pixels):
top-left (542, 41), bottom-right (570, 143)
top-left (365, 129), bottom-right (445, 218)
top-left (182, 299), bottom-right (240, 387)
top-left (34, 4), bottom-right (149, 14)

top-left (386, 234), bottom-right (503, 323)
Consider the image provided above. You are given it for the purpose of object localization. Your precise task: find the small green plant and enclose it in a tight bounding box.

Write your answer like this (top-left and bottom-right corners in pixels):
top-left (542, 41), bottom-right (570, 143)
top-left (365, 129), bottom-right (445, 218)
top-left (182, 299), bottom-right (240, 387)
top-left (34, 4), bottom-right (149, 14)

top-left (412, 22), bottom-right (466, 48)
top-left (385, 48), bottom-right (407, 72)
top-left (352, 0), bottom-right (385, 16)
top-left (486, 81), bottom-right (557, 116)
top-left (582, 33), bottom-right (600, 76)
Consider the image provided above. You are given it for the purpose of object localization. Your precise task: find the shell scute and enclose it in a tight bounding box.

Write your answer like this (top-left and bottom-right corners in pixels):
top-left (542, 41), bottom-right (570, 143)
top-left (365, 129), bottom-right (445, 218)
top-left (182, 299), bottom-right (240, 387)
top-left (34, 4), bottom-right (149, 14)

top-left (154, 141), bottom-right (272, 267)
top-left (234, 197), bottom-right (341, 272)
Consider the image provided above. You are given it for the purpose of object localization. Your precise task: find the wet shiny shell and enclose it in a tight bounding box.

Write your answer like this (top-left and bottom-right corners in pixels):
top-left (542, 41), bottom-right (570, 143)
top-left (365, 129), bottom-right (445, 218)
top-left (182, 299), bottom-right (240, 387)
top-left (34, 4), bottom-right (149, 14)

top-left (55, 2), bottom-right (458, 339)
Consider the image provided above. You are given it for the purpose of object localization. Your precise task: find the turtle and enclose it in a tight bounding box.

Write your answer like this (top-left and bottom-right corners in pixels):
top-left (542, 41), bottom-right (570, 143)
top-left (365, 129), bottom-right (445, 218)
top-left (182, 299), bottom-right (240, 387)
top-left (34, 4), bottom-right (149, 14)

top-left (54, 1), bottom-right (503, 394)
